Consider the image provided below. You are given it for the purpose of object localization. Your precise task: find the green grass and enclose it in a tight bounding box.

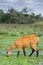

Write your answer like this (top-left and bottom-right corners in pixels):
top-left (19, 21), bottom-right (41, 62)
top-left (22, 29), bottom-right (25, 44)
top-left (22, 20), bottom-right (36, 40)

top-left (0, 24), bottom-right (43, 65)
top-left (0, 54), bottom-right (43, 65)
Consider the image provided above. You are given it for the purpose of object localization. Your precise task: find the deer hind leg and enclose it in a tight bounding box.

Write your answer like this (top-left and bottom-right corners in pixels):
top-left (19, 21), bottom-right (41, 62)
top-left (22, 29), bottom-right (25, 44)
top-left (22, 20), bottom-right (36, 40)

top-left (36, 50), bottom-right (39, 57)
top-left (29, 44), bottom-right (39, 57)
top-left (23, 48), bottom-right (26, 56)
top-left (29, 48), bottom-right (35, 57)
top-left (32, 46), bottom-right (39, 57)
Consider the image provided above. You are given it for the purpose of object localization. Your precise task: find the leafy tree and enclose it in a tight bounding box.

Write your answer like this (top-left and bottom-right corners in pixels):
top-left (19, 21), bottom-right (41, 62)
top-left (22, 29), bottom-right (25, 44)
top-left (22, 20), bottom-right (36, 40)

top-left (0, 8), bottom-right (42, 24)
top-left (35, 14), bottom-right (42, 19)
top-left (0, 9), bottom-right (4, 15)
top-left (21, 7), bottom-right (33, 14)
top-left (31, 13), bottom-right (35, 17)
top-left (0, 9), bottom-right (4, 23)
top-left (21, 7), bottom-right (29, 14)
top-left (1, 13), bottom-right (11, 23)
top-left (7, 8), bottom-right (17, 14)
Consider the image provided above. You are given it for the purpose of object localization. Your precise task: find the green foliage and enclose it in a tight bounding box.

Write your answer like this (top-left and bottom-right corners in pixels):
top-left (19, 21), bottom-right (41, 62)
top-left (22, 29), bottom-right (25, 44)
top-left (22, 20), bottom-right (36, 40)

top-left (0, 8), bottom-right (43, 24)
top-left (0, 9), bottom-right (4, 23)
top-left (0, 9), bottom-right (4, 15)
top-left (1, 13), bottom-right (11, 23)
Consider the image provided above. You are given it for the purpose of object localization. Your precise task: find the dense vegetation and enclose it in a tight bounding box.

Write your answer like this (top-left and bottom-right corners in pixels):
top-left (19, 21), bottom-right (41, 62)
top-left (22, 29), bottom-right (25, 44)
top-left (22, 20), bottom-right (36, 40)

top-left (0, 7), bottom-right (43, 24)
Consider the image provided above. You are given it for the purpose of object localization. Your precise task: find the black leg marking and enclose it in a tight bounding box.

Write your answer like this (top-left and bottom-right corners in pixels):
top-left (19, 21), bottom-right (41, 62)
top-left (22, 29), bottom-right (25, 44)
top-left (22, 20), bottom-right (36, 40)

top-left (17, 51), bottom-right (20, 57)
top-left (29, 49), bottom-right (35, 57)
top-left (23, 48), bottom-right (26, 56)
top-left (36, 50), bottom-right (39, 57)
top-left (6, 55), bottom-right (9, 57)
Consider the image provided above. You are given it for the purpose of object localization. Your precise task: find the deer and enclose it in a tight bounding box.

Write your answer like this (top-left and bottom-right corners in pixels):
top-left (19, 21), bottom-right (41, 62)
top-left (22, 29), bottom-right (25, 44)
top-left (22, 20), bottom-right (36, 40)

top-left (6, 35), bottom-right (39, 57)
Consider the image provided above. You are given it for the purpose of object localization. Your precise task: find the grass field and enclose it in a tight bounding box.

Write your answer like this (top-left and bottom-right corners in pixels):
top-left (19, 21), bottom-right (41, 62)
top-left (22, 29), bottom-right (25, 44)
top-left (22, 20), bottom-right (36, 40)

top-left (0, 23), bottom-right (43, 65)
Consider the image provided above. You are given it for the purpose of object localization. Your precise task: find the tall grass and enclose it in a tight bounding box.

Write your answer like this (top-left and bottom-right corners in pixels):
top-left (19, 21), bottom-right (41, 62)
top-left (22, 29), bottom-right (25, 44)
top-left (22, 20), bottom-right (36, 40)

top-left (0, 23), bottom-right (43, 36)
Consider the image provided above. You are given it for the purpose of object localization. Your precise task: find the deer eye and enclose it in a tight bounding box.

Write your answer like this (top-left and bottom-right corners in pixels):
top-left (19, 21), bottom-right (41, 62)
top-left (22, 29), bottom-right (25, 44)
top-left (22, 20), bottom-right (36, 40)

top-left (7, 52), bottom-right (8, 54)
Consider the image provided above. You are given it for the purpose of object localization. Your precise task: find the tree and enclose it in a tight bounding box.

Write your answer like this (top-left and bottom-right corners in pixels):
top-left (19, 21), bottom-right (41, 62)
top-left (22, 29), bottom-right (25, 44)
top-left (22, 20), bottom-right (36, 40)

top-left (0, 9), bottom-right (4, 15)
top-left (21, 7), bottom-right (29, 14)
top-left (31, 13), bottom-right (35, 17)
top-left (1, 13), bottom-right (11, 23)
top-left (0, 9), bottom-right (4, 23)
top-left (21, 7), bottom-right (33, 14)
top-left (7, 8), bottom-right (17, 14)
top-left (38, 14), bottom-right (42, 18)
top-left (35, 14), bottom-right (42, 19)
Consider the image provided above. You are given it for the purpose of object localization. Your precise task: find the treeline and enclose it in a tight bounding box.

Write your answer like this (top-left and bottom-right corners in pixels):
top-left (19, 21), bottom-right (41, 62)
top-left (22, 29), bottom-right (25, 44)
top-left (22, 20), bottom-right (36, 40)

top-left (0, 7), bottom-right (43, 24)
